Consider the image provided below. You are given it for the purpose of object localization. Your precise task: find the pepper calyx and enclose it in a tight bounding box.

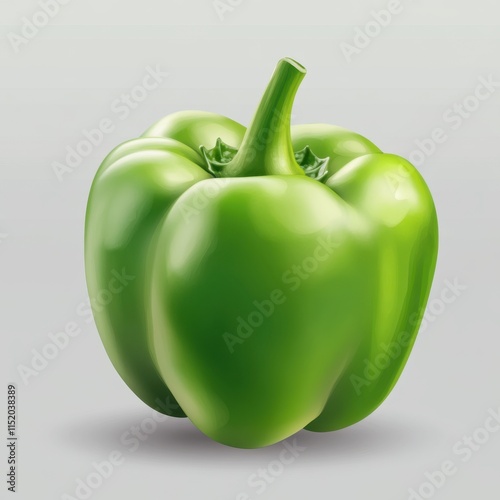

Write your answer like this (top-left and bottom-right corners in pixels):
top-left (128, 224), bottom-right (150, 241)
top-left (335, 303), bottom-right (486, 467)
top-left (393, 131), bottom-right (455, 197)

top-left (294, 146), bottom-right (329, 181)
top-left (200, 138), bottom-right (238, 177)
top-left (201, 139), bottom-right (329, 181)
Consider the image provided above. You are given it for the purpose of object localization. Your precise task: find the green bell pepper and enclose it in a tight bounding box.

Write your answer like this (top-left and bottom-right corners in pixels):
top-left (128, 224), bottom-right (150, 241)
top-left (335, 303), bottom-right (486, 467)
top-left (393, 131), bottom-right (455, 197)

top-left (85, 58), bottom-right (438, 448)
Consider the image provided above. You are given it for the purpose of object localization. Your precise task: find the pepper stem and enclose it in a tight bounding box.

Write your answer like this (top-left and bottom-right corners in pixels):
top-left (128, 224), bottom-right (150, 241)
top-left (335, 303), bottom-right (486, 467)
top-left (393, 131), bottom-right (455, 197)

top-left (218, 58), bottom-right (306, 178)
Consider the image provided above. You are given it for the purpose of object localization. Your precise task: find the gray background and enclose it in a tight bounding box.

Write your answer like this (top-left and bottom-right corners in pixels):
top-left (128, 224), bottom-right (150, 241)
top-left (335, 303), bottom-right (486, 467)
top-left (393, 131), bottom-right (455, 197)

top-left (1, 1), bottom-right (499, 499)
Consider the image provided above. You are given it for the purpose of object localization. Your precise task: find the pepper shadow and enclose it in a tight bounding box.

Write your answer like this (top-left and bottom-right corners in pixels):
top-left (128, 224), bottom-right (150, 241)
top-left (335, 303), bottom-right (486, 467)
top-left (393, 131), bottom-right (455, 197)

top-left (56, 408), bottom-right (439, 465)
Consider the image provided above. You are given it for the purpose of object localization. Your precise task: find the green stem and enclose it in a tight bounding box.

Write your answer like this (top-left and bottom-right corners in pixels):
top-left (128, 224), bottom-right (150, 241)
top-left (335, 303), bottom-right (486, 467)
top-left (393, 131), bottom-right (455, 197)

top-left (221, 58), bottom-right (306, 177)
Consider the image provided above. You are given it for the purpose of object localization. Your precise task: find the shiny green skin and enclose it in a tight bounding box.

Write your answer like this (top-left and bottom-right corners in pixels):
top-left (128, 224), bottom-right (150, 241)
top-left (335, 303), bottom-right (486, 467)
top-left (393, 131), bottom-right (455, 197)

top-left (85, 60), bottom-right (438, 448)
top-left (85, 112), bottom-right (243, 416)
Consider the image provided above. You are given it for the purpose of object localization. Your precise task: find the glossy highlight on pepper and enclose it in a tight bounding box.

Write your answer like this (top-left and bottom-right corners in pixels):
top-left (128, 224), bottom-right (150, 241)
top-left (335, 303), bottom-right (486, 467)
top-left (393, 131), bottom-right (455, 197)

top-left (85, 57), bottom-right (438, 448)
